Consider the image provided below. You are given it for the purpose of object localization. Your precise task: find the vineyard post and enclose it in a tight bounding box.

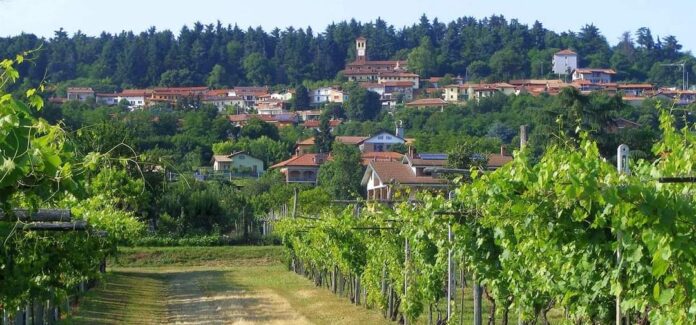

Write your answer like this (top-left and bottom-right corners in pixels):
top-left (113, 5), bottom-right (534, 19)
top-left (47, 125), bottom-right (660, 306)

top-left (447, 222), bottom-right (453, 321)
top-left (292, 188), bottom-right (298, 218)
top-left (447, 190), bottom-right (456, 321)
top-left (616, 144), bottom-right (629, 325)
top-left (473, 273), bottom-right (482, 325)
top-left (404, 240), bottom-right (408, 325)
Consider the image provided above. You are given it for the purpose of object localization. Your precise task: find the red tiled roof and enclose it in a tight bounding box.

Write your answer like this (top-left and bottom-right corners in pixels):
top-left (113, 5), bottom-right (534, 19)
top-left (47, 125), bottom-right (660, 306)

top-left (360, 152), bottom-right (404, 165)
top-left (406, 98), bottom-right (447, 107)
top-left (367, 161), bottom-right (447, 185)
top-left (617, 83), bottom-right (654, 89)
top-left (66, 87), bottom-right (94, 93)
top-left (574, 68), bottom-right (616, 74)
top-left (382, 81), bottom-right (414, 87)
top-left (303, 119), bottom-right (342, 128)
top-left (555, 49), bottom-right (577, 55)
top-left (296, 136), bottom-right (368, 146)
top-left (270, 153), bottom-right (330, 168)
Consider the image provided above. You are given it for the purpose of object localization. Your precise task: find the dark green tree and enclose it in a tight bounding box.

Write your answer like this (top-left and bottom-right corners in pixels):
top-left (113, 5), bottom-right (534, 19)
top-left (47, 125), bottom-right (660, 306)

top-left (317, 143), bottom-right (363, 199)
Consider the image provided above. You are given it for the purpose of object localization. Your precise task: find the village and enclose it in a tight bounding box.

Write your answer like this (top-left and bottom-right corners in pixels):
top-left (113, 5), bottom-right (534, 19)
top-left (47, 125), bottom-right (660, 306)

top-left (50, 37), bottom-right (692, 202)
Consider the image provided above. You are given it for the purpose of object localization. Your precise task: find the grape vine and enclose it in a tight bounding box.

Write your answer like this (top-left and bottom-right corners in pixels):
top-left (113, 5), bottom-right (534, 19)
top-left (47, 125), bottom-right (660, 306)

top-left (277, 107), bottom-right (695, 324)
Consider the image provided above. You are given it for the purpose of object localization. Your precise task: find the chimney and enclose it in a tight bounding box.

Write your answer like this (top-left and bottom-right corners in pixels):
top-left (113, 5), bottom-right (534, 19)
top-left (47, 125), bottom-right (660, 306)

top-left (395, 120), bottom-right (405, 138)
top-left (520, 125), bottom-right (528, 148)
top-left (407, 145), bottom-right (416, 158)
top-left (500, 145), bottom-right (506, 156)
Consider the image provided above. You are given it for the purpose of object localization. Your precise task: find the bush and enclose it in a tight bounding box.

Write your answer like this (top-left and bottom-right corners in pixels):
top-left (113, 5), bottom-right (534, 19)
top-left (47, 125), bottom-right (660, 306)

top-left (129, 234), bottom-right (280, 247)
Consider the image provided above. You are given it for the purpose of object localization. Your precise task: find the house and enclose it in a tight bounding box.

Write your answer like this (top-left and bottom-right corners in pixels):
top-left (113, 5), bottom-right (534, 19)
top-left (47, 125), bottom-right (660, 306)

top-left (228, 113), bottom-right (297, 128)
top-left (358, 131), bottom-right (411, 152)
top-left (211, 151), bottom-right (264, 177)
top-left (405, 98), bottom-right (447, 110)
top-left (552, 49), bottom-right (578, 75)
top-left (256, 99), bottom-right (287, 115)
top-left (149, 87), bottom-right (209, 106)
top-left (96, 89), bottom-right (152, 109)
top-left (295, 136), bottom-right (368, 155)
top-left (652, 89), bottom-right (696, 106)
top-left (382, 81), bottom-right (414, 104)
top-left (66, 87), bottom-right (95, 101)
top-left (617, 83), bottom-right (654, 96)
top-left (303, 119), bottom-right (342, 130)
top-left (270, 153), bottom-right (330, 184)
top-left (229, 86), bottom-right (270, 108)
top-left (360, 151), bottom-right (404, 165)
top-left (377, 71), bottom-right (420, 89)
top-left (572, 68), bottom-right (616, 84)
top-left (296, 110), bottom-right (323, 121)
top-left (271, 90), bottom-right (294, 102)
top-left (310, 87), bottom-right (332, 106)
top-left (342, 37), bottom-right (409, 82)
top-left (509, 79), bottom-right (570, 96)
top-left (360, 160), bottom-right (448, 201)
top-left (328, 88), bottom-right (346, 103)
top-left (202, 94), bottom-right (247, 113)
top-left (426, 76), bottom-right (464, 88)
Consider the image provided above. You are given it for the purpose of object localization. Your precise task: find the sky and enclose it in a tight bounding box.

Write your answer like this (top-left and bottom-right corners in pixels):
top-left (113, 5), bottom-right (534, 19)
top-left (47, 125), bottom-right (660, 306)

top-left (1, 0), bottom-right (694, 52)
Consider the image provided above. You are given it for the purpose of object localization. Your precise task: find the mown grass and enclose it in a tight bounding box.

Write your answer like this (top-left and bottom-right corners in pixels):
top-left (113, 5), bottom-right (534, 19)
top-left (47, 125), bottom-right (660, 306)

top-left (60, 271), bottom-right (168, 324)
top-left (110, 245), bottom-right (284, 267)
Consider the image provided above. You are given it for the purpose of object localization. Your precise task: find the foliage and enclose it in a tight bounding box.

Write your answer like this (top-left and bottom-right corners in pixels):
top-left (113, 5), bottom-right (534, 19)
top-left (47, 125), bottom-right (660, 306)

top-left (317, 143), bottom-right (364, 199)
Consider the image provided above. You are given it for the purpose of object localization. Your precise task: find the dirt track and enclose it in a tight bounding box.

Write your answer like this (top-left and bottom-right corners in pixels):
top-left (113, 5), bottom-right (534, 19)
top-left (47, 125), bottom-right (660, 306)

top-left (164, 270), bottom-right (313, 325)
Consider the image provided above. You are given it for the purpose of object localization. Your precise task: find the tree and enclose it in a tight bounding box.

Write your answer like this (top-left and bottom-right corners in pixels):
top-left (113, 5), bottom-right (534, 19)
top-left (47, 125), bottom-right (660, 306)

top-left (159, 69), bottom-right (195, 87)
top-left (490, 47), bottom-right (524, 80)
top-left (408, 36), bottom-right (437, 77)
top-left (293, 84), bottom-right (311, 110)
top-left (240, 118), bottom-right (279, 140)
top-left (313, 114), bottom-right (334, 153)
top-left (446, 141), bottom-right (487, 170)
top-left (206, 64), bottom-right (227, 88)
top-left (466, 60), bottom-right (491, 81)
top-left (243, 52), bottom-right (272, 85)
top-left (317, 143), bottom-right (363, 199)
top-left (344, 84), bottom-right (382, 121)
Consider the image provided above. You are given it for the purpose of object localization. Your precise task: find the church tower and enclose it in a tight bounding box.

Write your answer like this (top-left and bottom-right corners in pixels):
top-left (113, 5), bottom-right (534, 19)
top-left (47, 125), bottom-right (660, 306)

top-left (356, 37), bottom-right (366, 62)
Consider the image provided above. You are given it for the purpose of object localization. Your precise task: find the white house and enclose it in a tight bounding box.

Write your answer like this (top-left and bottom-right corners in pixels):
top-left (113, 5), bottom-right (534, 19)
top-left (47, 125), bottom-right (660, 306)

top-left (359, 131), bottom-right (406, 152)
top-left (572, 68), bottom-right (616, 84)
top-left (66, 87), bottom-right (95, 101)
top-left (310, 87), bottom-right (332, 106)
top-left (211, 151), bottom-right (264, 177)
top-left (552, 49), bottom-right (578, 75)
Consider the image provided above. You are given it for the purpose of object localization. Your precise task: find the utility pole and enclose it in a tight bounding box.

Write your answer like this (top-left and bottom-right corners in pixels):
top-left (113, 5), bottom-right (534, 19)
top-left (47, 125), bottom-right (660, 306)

top-left (660, 61), bottom-right (686, 91)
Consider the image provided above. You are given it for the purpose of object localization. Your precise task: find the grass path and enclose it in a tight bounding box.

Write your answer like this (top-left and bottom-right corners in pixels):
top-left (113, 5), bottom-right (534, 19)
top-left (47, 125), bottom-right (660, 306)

top-left (63, 246), bottom-right (390, 325)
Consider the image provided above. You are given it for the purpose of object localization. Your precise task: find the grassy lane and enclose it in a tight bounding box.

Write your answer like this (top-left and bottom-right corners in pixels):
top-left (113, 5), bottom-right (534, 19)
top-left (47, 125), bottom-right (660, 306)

top-left (63, 246), bottom-right (390, 325)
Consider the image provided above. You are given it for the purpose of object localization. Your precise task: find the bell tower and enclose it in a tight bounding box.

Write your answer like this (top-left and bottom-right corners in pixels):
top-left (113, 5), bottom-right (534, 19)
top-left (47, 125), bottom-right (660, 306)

top-left (356, 37), bottom-right (366, 62)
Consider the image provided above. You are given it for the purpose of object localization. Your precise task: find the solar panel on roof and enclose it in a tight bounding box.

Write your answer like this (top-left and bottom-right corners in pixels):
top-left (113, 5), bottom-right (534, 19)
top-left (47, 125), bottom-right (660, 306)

top-left (418, 153), bottom-right (448, 160)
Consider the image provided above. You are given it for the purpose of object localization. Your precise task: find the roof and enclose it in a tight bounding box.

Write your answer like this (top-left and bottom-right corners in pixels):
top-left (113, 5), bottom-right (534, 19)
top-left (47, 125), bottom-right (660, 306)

top-left (574, 68), bottom-right (617, 74)
top-left (617, 83), bottom-right (654, 89)
top-left (356, 36), bottom-right (366, 41)
top-left (362, 161), bottom-right (448, 186)
top-left (382, 81), bottom-right (414, 87)
top-left (303, 119), bottom-right (342, 128)
top-left (67, 87), bottom-right (94, 93)
top-left (211, 151), bottom-right (250, 163)
top-left (555, 49), bottom-right (577, 55)
top-left (360, 152), bottom-right (404, 165)
top-left (296, 135), bottom-right (369, 147)
top-left (270, 153), bottom-right (330, 169)
top-left (487, 154), bottom-right (513, 169)
top-left (405, 98), bottom-right (447, 107)
top-left (378, 71), bottom-right (419, 78)
top-left (228, 114), bottom-right (297, 123)
top-left (509, 79), bottom-right (566, 86)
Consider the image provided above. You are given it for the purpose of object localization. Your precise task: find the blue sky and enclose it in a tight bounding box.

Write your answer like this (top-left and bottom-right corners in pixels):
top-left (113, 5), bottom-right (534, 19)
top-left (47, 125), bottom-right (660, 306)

top-left (1, 0), bottom-right (694, 52)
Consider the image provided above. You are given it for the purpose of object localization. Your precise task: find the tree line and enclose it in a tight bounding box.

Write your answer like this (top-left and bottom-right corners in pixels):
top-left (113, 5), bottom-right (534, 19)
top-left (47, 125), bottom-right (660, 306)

top-left (2, 15), bottom-right (695, 93)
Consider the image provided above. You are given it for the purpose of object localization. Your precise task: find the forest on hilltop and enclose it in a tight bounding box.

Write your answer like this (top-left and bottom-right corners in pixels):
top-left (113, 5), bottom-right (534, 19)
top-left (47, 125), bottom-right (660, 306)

top-left (1, 14), bottom-right (694, 93)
